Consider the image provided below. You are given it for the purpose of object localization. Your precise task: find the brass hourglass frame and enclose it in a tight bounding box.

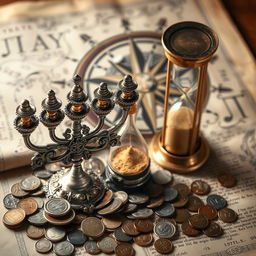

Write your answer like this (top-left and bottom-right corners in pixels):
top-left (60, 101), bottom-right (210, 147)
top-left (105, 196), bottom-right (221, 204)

top-left (150, 21), bottom-right (218, 173)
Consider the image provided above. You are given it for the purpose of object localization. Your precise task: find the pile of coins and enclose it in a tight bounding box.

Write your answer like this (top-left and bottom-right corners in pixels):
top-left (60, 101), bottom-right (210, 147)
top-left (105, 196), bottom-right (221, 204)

top-left (2, 162), bottom-right (238, 255)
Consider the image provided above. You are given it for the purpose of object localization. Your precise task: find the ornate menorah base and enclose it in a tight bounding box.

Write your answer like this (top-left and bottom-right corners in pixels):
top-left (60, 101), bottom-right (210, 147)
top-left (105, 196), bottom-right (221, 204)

top-left (47, 166), bottom-right (105, 213)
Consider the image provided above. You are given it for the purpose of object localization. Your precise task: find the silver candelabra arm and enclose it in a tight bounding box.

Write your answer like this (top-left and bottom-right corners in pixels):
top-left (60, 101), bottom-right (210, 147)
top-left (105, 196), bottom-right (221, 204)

top-left (49, 128), bottom-right (70, 144)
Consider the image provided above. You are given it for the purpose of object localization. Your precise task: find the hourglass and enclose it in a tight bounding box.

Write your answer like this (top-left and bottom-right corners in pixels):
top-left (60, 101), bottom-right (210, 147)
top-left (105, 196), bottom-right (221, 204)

top-left (150, 21), bottom-right (218, 173)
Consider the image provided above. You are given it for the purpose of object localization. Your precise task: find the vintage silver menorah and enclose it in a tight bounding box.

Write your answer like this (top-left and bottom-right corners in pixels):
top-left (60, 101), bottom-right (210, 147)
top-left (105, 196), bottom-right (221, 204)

top-left (14, 74), bottom-right (138, 212)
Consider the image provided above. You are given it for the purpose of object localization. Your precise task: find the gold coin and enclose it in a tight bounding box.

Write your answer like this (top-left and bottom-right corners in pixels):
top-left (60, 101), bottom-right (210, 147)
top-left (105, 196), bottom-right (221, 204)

top-left (203, 222), bottom-right (223, 237)
top-left (198, 205), bottom-right (218, 220)
top-left (134, 219), bottom-right (154, 233)
top-left (181, 220), bottom-right (201, 237)
top-left (115, 243), bottom-right (135, 256)
top-left (44, 209), bottom-right (75, 225)
top-left (81, 217), bottom-right (105, 238)
top-left (26, 225), bottom-right (45, 239)
top-left (174, 208), bottom-right (190, 223)
top-left (218, 207), bottom-right (238, 223)
top-left (191, 180), bottom-right (210, 195)
top-left (188, 214), bottom-right (209, 229)
top-left (11, 183), bottom-right (29, 198)
top-left (102, 215), bottom-right (123, 229)
top-left (154, 238), bottom-right (174, 254)
top-left (121, 220), bottom-right (140, 236)
top-left (187, 195), bottom-right (204, 212)
top-left (2, 208), bottom-right (26, 227)
top-left (133, 233), bottom-right (154, 247)
top-left (17, 198), bottom-right (38, 215)
top-left (217, 173), bottom-right (237, 188)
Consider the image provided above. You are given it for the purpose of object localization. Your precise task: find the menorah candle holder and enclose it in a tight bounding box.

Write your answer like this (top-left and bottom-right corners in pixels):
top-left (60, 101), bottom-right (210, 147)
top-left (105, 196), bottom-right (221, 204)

top-left (14, 74), bottom-right (138, 212)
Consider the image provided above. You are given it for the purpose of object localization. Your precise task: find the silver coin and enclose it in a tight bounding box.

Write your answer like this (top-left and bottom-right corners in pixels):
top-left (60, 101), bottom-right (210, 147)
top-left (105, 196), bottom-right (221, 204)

top-left (97, 198), bottom-right (123, 215)
top-left (3, 194), bottom-right (19, 209)
top-left (44, 198), bottom-right (71, 217)
top-left (33, 169), bottom-right (53, 179)
top-left (45, 163), bottom-right (61, 173)
top-left (132, 208), bottom-right (154, 219)
top-left (84, 240), bottom-right (101, 254)
top-left (114, 227), bottom-right (133, 242)
top-left (67, 230), bottom-right (87, 246)
top-left (164, 187), bottom-right (178, 202)
top-left (97, 236), bottom-right (117, 253)
top-left (83, 157), bottom-right (105, 175)
top-left (123, 203), bottom-right (138, 213)
top-left (35, 238), bottom-right (52, 253)
top-left (152, 170), bottom-right (173, 185)
top-left (155, 203), bottom-right (175, 217)
top-left (32, 197), bottom-right (44, 208)
top-left (126, 214), bottom-right (136, 220)
top-left (115, 191), bottom-right (128, 205)
top-left (45, 226), bottom-right (66, 242)
top-left (54, 241), bottom-right (74, 256)
top-left (207, 194), bottom-right (227, 210)
top-left (128, 193), bottom-right (149, 204)
top-left (154, 221), bottom-right (176, 239)
top-left (28, 209), bottom-right (48, 226)
top-left (95, 190), bottom-right (114, 210)
top-left (20, 176), bottom-right (41, 191)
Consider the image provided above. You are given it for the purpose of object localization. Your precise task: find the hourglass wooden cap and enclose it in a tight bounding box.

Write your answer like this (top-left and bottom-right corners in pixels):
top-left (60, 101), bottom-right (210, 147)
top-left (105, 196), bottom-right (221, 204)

top-left (162, 21), bottom-right (219, 68)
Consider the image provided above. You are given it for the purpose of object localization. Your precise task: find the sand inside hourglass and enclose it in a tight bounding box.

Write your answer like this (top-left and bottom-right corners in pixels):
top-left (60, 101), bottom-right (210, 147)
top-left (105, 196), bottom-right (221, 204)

top-left (164, 106), bottom-right (194, 155)
top-left (111, 145), bottom-right (149, 176)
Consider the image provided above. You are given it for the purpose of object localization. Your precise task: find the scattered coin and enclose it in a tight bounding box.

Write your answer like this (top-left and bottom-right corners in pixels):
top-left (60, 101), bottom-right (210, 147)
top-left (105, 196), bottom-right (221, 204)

top-left (152, 170), bottom-right (173, 185)
top-left (172, 195), bottom-right (189, 208)
top-left (32, 197), bottom-right (44, 208)
top-left (174, 208), bottom-right (190, 223)
top-left (2, 208), bottom-right (26, 228)
top-left (191, 180), bottom-right (210, 195)
top-left (11, 183), bottom-right (29, 198)
top-left (3, 194), bottom-right (20, 209)
top-left (20, 176), bottom-right (41, 191)
top-left (72, 213), bottom-right (87, 225)
top-left (121, 220), bottom-right (140, 236)
top-left (45, 226), bottom-right (66, 242)
top-left (115, 191), bottom-right (128, 205)
top-left (28, 209), bottom-right (48, 226)
top-left (17, 198), bottom-right (38, 215)
top-left (95, 190), bottom-right (114, 210)
top-left (115, 243), bottom-right (135, 256)
top-left (102, 215), bottom-right (123, 230)
top-left (97, 236), bottom-right (117, 254)
top-left (84, 240), bottom-right (101, 255)
top-left (123, 203), bottom-right (138, 213)
top-left (44, 198), bottom-right (71, 217)
top-left (156, 218), bottom-right (177, 226)
top-left (144, 183), bottom-right (164, 198)
top-left (217, 173), bottom-right (237, 188)
top-left (114, 227), bottom-right (133, 242)
top-left (134, 219), bottom-right (154, 233)
top-left (198, 205), bottom-right (218, 220)
top-left (188, 214), bottom-right (209, 229)
top-left (154, 221), bottom-right (176, 239)
top-left (97, 198), bottom-right (123, 215)
top-left (203, 222), bottom-right (223, 237)
top-left (33, 168), bottom-right (53, 179)
top-left (26, 225), bottom-right (45, 239)
top-left (30, 186), bottom-right (45, 197)
top-left (81, 217), bottom-right (105, 238)
top-left (133, 233), bottom-right (154, 247)
top-left (173, 183), bottom-right (191, 197)
top-left (181, 220), bottom-right (202, 237)
top-left (54, 241), bottom-right (74, 256)
top-left (128, 193), bottom-right (149, 205)
top-left (35, 238), bottom-right (53, 254)
top-left (164, 187), bottom-right (179, 202)
top-left (218, 207), bottom-right (238, 223)
top-left (45, 162), bottom-right (61, 173)
top-left (207, 194), bottom-right (227, 210)
top-left (44, 209), bottom-right (75, 225)
top-left (187, 195), bottom-right (204, 212)
top-left (154, 238), bottom-right (174, 254)
top-left (146, 196), bottom-right (164, 209)
top-left (155, 203), bottom-right (175, 217)
top-left (132, 208), bottom-right (154, 219)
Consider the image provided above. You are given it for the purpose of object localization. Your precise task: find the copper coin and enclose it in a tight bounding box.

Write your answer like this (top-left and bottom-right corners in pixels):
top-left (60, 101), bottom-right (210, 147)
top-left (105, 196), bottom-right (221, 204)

top-left (35, 238), bottom-right (53, 254)
top-left (134, 219), bottom-right (154, 233)
top-left (121, 220), bottom-right (140, 236)
top-left (198, 205), bottom-right (218, 220)
top-left (172, 195), bottom-right (189, 208)
top-left (30, 187), bottom-right (45, 197)
top-left (174, 208), bottom-right (190, 223)
top-left (191, 180), bottom-right (210, 195)
top-left (72, 213), bottom-right (88, 225)
top-left (97, 236), bottom-right (117, 254)
top-left (173, 183), bottom-right (191, 197)
top-left (188, 214), bottom-right (209, 229)
top-left (115, 191), bottom-right (129, 205)
top-left (143, 182), bottom-right (164, 198)
top-left (154, 238), bottom-right (174, 254)
top-left (133, 233), bottom-right (154, 247)
top-left (26, 225), bottom-right (45, 239)
top-left (2, 208), bottom-right (26, 227)
top-left (181, 220), bottom-right (201, 237)
top-left (95, 190), bottom-right (114, 210)
top-left (97, 198), bottom-right (123, 215)
top-left (102, 215), bottom-right (123, 229)
top-left (156, 218), bottom-right (177, 226)
top-left (217, 173), bottom-right (237, 188)
top-left (218, 207), bottom-right (238, 223)
top-left (146, 196), bottom-right (164, 209)
top-left (115, 243), bottom-right (135, 256)
top-left (44, 209), bottom-right (75, 225)
top-left (203, 222), bottom-right (223, 237)
top-left (81, 217), bottom-right (105, 238)
top-left (187, 195), bottom-right (204, 212)
top-left (17, 198), bottom-right (38, 215)
top-left (11, 183), bottom-right (29, 198)
top-left (20, 176), bottom-right (41, 191)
